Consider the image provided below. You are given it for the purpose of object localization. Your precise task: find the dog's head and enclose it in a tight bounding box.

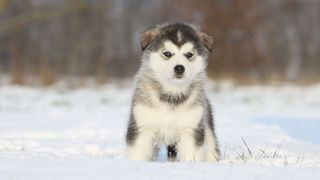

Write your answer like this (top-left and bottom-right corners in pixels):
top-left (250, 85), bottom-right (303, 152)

top-left (140, 23), bottom-right (213, 86)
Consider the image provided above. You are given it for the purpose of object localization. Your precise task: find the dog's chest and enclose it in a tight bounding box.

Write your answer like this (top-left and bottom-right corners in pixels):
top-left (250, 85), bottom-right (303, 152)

top-left (133, 102), bottom-right (204, 144)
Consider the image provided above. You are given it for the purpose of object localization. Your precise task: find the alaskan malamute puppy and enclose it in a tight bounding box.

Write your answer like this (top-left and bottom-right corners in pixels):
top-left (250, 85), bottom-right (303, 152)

top-left (126, 23), bottom-right (219, 162)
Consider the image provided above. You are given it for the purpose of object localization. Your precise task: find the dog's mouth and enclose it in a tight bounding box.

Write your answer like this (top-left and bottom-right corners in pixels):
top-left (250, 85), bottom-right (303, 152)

top-left (174, 74), bottom-right (184, 79)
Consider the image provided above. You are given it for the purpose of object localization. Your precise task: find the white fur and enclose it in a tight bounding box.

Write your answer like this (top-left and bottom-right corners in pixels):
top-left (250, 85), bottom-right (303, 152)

top-left (205, 127), bottom-right (219, 162)
top-left (128, 86), bottom-right (205, 161)
top-left (148, 41), bottom-right (206, 93)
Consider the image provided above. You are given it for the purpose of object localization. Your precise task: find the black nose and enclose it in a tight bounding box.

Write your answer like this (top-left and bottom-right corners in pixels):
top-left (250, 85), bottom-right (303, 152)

top-left (174, 65), bottom-right (185, 75)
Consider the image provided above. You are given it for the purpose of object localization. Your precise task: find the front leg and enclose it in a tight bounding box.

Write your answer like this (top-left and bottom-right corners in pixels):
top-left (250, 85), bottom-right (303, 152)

top-left (127, 131), bottom-right (157, 161)
top-left (176, 129), bottom-right (205, 162)
top-left (126, 112), bottom-right (157, 161)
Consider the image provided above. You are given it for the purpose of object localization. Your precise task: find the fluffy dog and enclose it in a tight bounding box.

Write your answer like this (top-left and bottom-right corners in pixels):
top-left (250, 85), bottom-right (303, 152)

top-left (126, 23), bottom-right (219, 162)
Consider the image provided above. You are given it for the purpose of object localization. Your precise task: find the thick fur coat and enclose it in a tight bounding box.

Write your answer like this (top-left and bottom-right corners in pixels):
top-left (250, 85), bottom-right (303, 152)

top-left (126, 23), bottom-right (220, 162)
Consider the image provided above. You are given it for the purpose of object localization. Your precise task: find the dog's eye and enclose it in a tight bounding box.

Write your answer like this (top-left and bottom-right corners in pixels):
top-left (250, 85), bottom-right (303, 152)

top-left (163, 51), bottom-right (172, 58)
top-left (185, 52), bottom-right (193, 59)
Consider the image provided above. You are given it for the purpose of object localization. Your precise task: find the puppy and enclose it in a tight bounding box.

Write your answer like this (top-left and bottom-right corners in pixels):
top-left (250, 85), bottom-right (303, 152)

top-left (126, 23), bottom-right (219, 162)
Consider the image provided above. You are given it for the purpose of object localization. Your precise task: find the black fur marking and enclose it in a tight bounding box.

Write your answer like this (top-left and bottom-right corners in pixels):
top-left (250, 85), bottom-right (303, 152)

top-left (167, 144), bottom-right (177, 161)
top-left (207, 100), bottom-right (214, 131)
top-left (161, 23), bottom-right (197, 47)
top-left (146, 74), bottom-right (197, 106)
top-left (146, 23), bottom-right (209, 56)
top-left (194, 123), bottom-right (205, 146)
top-left (157, 81), bottom-right (194, 105)
top-left (126, 113), bottom-right (138, 145)
top-left (159, 92), bottom-right (189, 105)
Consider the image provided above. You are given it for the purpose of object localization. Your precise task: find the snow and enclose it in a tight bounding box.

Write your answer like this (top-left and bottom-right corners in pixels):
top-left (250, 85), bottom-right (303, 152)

top-left (0, 81), bottom-right (319, 179)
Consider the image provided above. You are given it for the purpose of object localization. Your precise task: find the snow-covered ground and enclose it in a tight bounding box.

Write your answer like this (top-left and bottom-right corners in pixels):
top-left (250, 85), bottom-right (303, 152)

top-left (0, 81), bottom-right (319, 179)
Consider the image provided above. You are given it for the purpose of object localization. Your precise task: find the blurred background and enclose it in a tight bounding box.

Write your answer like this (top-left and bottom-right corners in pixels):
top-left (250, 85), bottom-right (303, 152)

top-left (0, 1), bottom-right (320, 174)
top-left (0, 0), bottom-right (319, 86)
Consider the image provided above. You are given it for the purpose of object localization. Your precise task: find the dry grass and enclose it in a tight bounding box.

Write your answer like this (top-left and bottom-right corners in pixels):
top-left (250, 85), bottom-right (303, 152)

top-left (221, 136), bottom-right (304, 167)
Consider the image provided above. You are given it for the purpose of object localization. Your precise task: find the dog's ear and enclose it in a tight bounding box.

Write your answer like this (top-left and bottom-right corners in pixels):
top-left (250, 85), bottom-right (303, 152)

top-left (197, 31), bottom-right (213, 52)
top-left (140, 25), bottom-right (160, 51)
